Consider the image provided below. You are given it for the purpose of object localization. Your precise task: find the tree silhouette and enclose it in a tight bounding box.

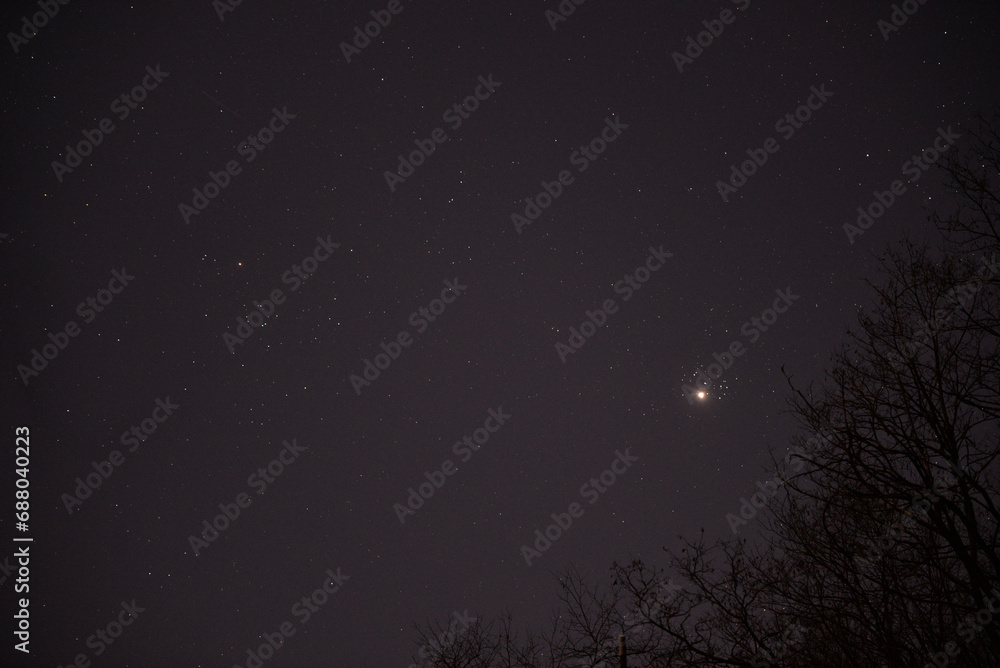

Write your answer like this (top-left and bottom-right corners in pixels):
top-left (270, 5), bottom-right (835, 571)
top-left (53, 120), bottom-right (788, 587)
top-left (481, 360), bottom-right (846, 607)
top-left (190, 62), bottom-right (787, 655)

top-left (409, 109), bottom-right (1000, 667)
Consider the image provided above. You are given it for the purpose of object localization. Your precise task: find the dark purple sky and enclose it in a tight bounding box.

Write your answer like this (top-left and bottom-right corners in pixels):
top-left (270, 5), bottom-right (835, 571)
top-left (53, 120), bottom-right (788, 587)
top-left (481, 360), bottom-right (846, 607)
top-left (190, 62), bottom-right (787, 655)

top-left (3, 1), bottom-right (1000, 666)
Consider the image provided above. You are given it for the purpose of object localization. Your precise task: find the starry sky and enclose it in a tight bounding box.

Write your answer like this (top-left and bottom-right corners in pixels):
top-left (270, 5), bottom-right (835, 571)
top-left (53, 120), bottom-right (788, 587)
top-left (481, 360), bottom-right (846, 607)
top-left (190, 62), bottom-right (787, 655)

top-left (3, 1), bottom-right (1000, 666)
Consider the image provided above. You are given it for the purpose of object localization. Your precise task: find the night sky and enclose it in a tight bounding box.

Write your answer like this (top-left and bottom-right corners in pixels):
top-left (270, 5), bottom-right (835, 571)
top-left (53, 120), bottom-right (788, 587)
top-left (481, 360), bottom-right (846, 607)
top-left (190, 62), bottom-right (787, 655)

top-left (3, 1), bottom-right (1000, 666)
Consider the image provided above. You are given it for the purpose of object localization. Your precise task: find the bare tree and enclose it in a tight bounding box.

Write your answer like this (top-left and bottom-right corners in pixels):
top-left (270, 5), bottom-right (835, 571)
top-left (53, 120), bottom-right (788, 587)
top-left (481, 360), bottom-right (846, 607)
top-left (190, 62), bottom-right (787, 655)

top-left (409, 110), bottom-right (1000, 668)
